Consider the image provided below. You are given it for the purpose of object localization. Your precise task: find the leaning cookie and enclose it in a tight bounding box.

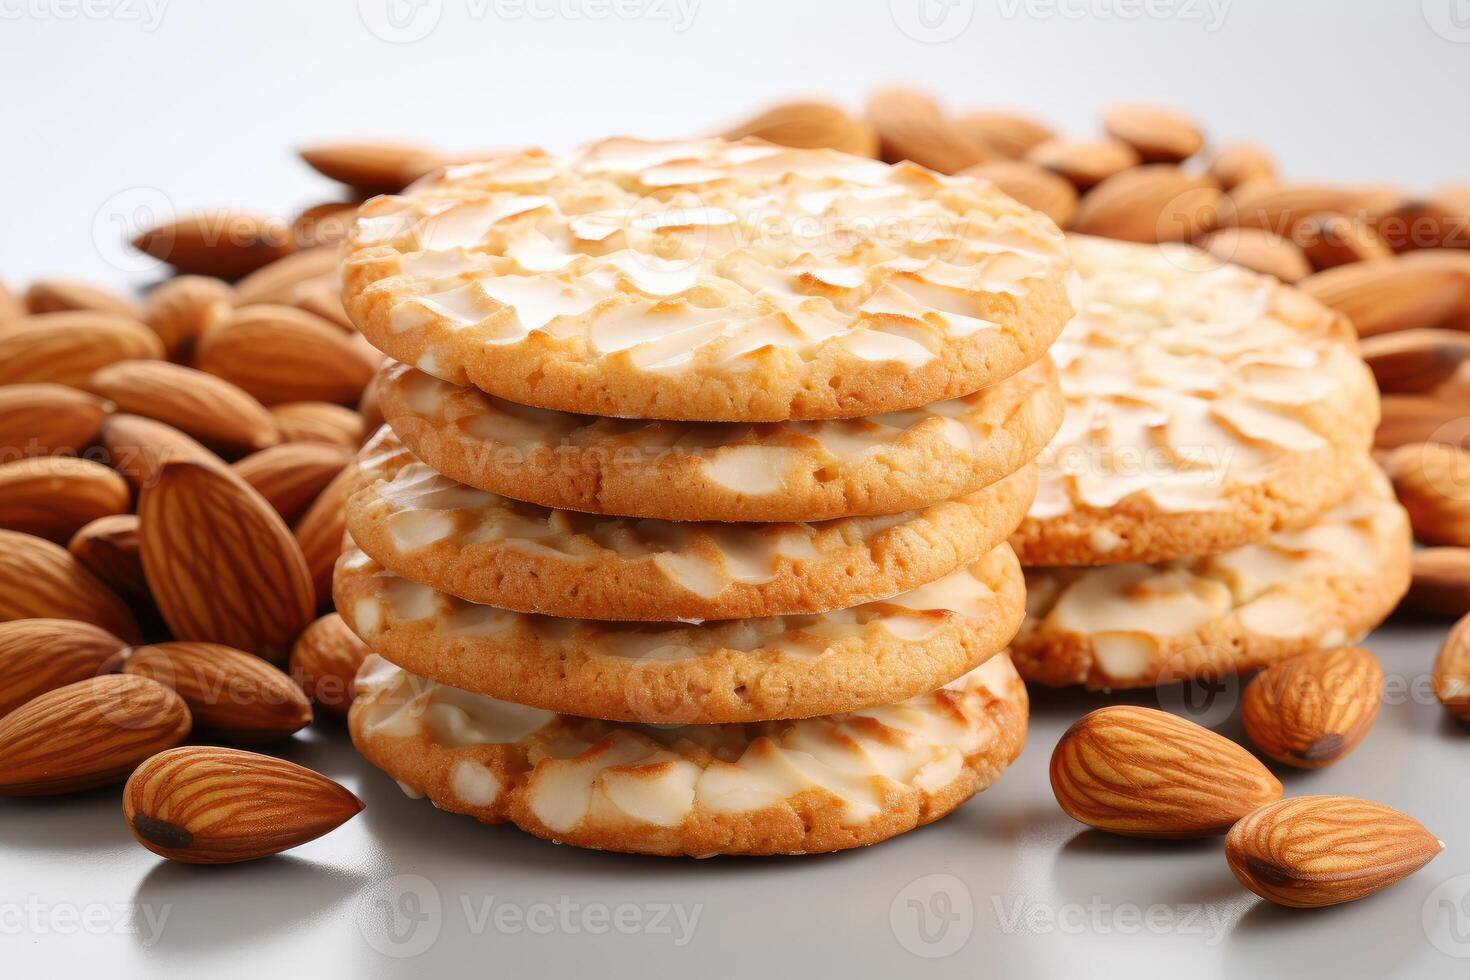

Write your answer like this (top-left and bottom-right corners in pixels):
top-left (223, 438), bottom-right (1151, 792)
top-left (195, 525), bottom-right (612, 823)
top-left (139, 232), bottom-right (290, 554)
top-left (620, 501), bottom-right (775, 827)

top-left (1011, 471), bottom-right (1410, 690)
top-left (342, 138), bottom-right (1073, 422)
top-left (349, 651), bottom-right (1028, 857)
top-left (1010, 235), bottom-right (1379, 567)
top-left (377, 357), bottom-right (1062, 523)
top-left (334, 540), bottom-right (1025, 724)
top-left (347, 428), bottom-right (1036, 621)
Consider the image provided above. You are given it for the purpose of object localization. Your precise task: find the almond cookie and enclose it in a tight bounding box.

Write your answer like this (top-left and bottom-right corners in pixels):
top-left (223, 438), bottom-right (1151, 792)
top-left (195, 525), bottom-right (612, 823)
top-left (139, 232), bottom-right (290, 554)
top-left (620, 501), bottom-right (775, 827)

top-left (377, 356), bottom-right (1062, 522)
top-left (341, 138), bottom-right (1073, 422)
top-left (334, 540), bottom-right (1025, 724)
top-left (1012, 471), bottom-right (1410, 689)
top-left (349, 651), bottom-right (1028, 856)
top-left (346, 429), bottom-right (1036, 621)
top-left (1011, 235), bottom-right (1379, 566)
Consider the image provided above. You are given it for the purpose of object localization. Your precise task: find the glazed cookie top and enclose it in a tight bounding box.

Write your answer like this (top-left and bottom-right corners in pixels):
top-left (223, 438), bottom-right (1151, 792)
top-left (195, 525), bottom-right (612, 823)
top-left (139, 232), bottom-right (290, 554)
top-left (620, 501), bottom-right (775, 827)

top-left (342, 138), bottom-right (1072, 421)
top-left (378, 356), bottom-right (1062, 522)
top-left (1013, 235), bottom-right (1378, 565)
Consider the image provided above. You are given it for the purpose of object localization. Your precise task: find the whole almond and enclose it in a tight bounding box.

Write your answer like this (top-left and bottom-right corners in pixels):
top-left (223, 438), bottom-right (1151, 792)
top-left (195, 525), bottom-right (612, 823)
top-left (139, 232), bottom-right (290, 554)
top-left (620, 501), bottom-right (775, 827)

top-left (1072, 165), bottom-right (1226, 243)
top-left (292, 201), bottom-right (362, 251)
top-left (1373, 190), bottom-right (1470, 253)
top-left (1300, 258), bottom-right (1469, 336)
top-left (295, 463), bottom-right (355, 608)
top-left (866, 88), bottom-right (996, 174)
top-left (68, 514), bottom-right (151, 614)
top-left (1229, 181), bottom-right (1409, 238)
top-left (1196, 227), bottom-right (1313, 283)
top-left (0, 618), bottom-right (128, 716)
top-left (1240, 647), bottom-right (1382, 768)
top-left (1050, 705), bottom-right (1282, 837)
top-left (1207, 140), bottom-right (1276, 191)
top-left (299, 140), bottom-right (443, 193)
top-left (1359, 329), bottom-right (1470, 393)
top-left (1294, 211), bottom-right (1393, 269)
top-left (101, 413), bottom-right (224, 491)
top-left (1100, 103), bottom-right (1204, 162)
top-left (961, 160), bottom-right (1078, 228)
top-left (143, 275), bottom-right (233, 360)
top-left (722, 100), bottom-right (878, 157)
top-left (292, 277), bottom-right (354, 329)
top-left (0, 457), bottom-right (131, 542)
top-left (25, 279), bottom-right (142, 318)
top-left (138, 459), bottom-right (315, 661)
top-left (196, 305), bottom-right (377, 406)
top-left (290, 612), bottom-right (370, 714)
top-left (0, 312), bottom-right (165, 387)
top-left (1404, 548), bottom-right (1470, 616)
top-left (122, 641), bottom-right (312, 742)
top-left (0, 383), bottom-right (113, 458)
top-left (1434, 612), bottom-right (1470, 720)
top-left (89, 359), bottom-right (279, 456)
top-left (231, 247), bottom-right (341, 307)
top-left (1385, 442), bottom-right (1470, 545)
top-left (1025, 137), bottom-right (1140, 189)
top-left (1376, 395), bottom-right (1470, 450)
top-left (124, 746), bottom-right (363, 863)
top-left (1226, 796), bottom-right (1443, 908)
top-left (132, 210), bottom-right (295, 280)
top-left (234, 442), bottom-right (352, 523)
top-left (0, 675), bottom-right (190, 795)
top-left (271, 402), bottom-right (365, 450)
top-left (953, 109), bottom-right (1054, 159)
top-left (0, 529), bottom-right (141, 641)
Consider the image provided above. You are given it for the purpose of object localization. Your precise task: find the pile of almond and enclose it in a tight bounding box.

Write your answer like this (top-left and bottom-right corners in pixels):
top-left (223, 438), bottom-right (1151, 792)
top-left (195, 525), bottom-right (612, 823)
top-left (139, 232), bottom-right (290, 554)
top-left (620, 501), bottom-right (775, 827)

top-left (0, 142), bottom-right (452, 862)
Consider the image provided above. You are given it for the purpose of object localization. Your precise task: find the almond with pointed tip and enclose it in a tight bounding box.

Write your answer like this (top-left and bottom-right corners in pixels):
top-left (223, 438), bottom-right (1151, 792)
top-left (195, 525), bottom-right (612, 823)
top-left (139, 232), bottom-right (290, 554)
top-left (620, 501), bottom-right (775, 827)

top-left (123, 746), bottom-right (362, 863)
top-left (122, 641), bottom-right (312, 742)
top-left (960, 160), bottom-right (1077, 228)
top-left (143, 275), bottom-right (233, 360)
top-left (1225, 796), bottom-right (1443, 908)
top-left (1376, 395), bottom-right (1470, 451)
top-left (953, 109), bottom-right (1054, 159)
top-left (1208, 141), bottom-right (1276, 191)
top-left (1299, 257), bottom-right (1468, 336)
top-left (24, 278), bottom-right (142, 318)
top-left (1050, 705), bottom-right (1282, 837)
top-left (721, 100), bottom-right (877, 157)
top-left (68, 514), bottom-right (152, 613)
top-left (289, 612), bottom-right (370, 714)
top-left (1240, 647), bottom-right (1383, 768)
top-left (196, 305), bottom-right (378, 406)
top-left (1025, 137), bottom-right (1140, 189)
top-left (132, 210), bottom-right (295, 280)
top-left (271, 402), bottom-right (364, 450)
top-left (231, 248), bottom-right (340, 307)
top-left (299, 140), bottom-right (443, 193)
top-left (1101, 103), bottom-right (1204, 162)
top-left (0, 383), bottom-right (114, 459)
top-left (0, 675), bottom-right (190, 795)
top-left (0, 618), bottom-right (129, 716)
top-left (88, 359), bottom-right (279, 455)
top-left (101, 413), bottom-right (224, 490)
top-left (0, 529), bottom-right (140, 641)
top-left (1433, 613), bottom-right (1470, 721)
top-left (866, 87), bottom-right (996, 174)
top-left (234, 442), bottom-right (352, 523)
top-left (1384, 442), bottom-right (1470, 546)
top-left (1196, 228), bottom-right (1312, 283)
top-left (0, 456), bottom-right (131, 542)
top-left (0, 312), bottom-right (165, 387)
top-left (138, 459), bottom-right (315, 661)
top-left (1072, 165), bottom-right (1226, 243)
top-left (1359, 329), bottom-right (1470, 393)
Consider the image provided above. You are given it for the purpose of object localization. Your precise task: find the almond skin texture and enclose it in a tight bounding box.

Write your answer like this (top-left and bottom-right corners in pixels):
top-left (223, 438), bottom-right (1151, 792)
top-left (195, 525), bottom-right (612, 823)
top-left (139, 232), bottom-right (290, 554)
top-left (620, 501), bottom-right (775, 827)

top-left (25, 279), bottom-right (141, 318)
top-left (231, 248), bottom-right (340, 307)
top-left (298, 140), bottom-right (443, 193)
top-left (722, 100), bottom-right (878, 157)
top-left (1298, 257), bottom-right (1467, 336)
top-left (1025, 137), bottom-right (1140, 189)
top-left (1196, 228), bottom-right (1313, 283)
top-left (294, 462), bottom-right (355, 608)
top-left (122, 641), bottom-right (312, 742)
top-left (1360, 329), bottom-right (1470, 393)
top-left (0, 529), bottom-right (140, 641)
top-left (1072, 165), bottom-right (1226, 243)
top-left (132, 210), bottom-right (295, 280)
top-left (0, 456), bottom-right (132, 542)
top-left (101, 413), bottom-right (224, 490)
top-left (1240, 647), bottom-right (1383, 768)
top-left (291, 201), bottom-right (361, 251)
top-left (866, 87), bottom-right (996, 174)
top-left (0, 383), bottom-right (112, 459)
top-left (88, 359), bottom-right (279, 456)
top-left (1229, 182), bottom-right (1407, 238)
top-left (1384, 442), bottom-right (1470, 546)
top-left (0, 312), bottom-right (165, 387)
top-left (196, 305), bottom-right (378, 406)
top-left (953, 109), bottom-right (1054, 159)
top-left (68, 514), bottom-right (152, 613)
top-left (960, 160), bottom-right (1078, 228)
top-left (289, 612), bottom-right (369, 714)
top-left (270, 402), bottom-right (364, 450)
top-left (233, 442), bottom-right (352, 524)
top-left (1433, 613), bottom-right (1470, 721)
top-left (1208, 141), bottom-right (1276, 191)
top-left (1100, 103), bottom-right (1204, 163)
top-left (1050, 706), bottom-right (1283, 837)
top-left (1295, 211), bottom-right (1393, 269)
top-left (1225, 796), bottom-right (1443, 908)
top-left (1404, 548), bottom-right (1470, 616)
top-left (1376, 396), bottom-right (1470, 451)
top-left (0, 675), bottom-right (190, 795)
top-left (143, 275), bottom-right (233, 360)
top-left (0, 618), bottom-right (128, 716)
top-left (138, 459), bottom-right (315, 661)
top-left (123, 746), bottom-right (363, 863)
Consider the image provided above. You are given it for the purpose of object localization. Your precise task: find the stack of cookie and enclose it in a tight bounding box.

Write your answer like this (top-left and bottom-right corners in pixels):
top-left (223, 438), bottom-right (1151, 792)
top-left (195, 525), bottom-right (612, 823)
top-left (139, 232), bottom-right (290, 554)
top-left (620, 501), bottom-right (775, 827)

top-left (1008, 235), bottom-right (1411, 690)
top-left (332, 138), bottom-right (1074, 855)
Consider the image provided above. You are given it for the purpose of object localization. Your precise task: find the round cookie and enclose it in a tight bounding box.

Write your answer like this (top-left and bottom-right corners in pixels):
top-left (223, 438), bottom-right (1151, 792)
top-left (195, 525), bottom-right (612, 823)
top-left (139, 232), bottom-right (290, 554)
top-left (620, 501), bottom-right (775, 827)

top-left (334, 540), bottom-right (1026, 724)
top-left (1010, 234), bottom-right (1380, 566)
top-left (1011, 470), bottom-right (1410, 690)
top-left (349, 651), bottom-right (1028, 857)
top-left (341, 138), bottom-right (1073, 422)
top-left (377, 356), bottom-right (1062, 522)
top-left (346, 428), bottom-right (1037, 621)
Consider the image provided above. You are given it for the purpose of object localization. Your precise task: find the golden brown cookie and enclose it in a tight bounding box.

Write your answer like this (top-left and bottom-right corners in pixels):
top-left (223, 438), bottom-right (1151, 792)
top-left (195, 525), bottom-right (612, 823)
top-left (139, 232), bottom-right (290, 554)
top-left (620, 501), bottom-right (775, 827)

top-left (341, 138), bottom-right (1073, 422)
top-left (377, 356), bottom-right (1062, 522)
top-left (1012, 470), bottom-right (1410, 689)
top-left (1010, 235), bottom-right (1379, 566)
top-left (349, 651), bottom-right (1028, 857)
top-left (334, 540), bottom-right (1025, 724)
top-left (346, 428), bottom-right (1036, 621)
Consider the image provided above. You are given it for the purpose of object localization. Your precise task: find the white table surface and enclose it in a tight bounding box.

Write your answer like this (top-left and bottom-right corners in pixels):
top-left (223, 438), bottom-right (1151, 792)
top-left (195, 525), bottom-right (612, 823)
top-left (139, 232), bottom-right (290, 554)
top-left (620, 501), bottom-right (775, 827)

top-left (3, 2), bottom-right (1470, 978)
